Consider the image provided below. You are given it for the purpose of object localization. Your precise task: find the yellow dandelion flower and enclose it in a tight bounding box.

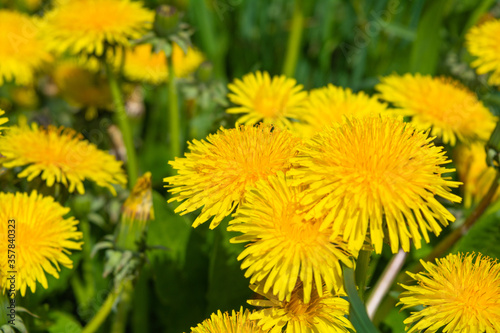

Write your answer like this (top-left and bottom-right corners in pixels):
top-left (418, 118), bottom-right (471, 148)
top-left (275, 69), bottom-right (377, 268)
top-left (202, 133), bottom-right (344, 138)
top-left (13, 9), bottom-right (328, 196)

top-left (0, 191), bottom-right (83, 296)
top-left (122, 43), bottom-right (204, 84)
top-left (227, 71), bottom-right (308, 129)
top-left (0, 123), bottom-right (127, 195)
top-left (228, 172), bottom-right (352, 303)
top-left (466, 19), bottom-right (500, 86)
top-left (165, 124), bottom-right (301, 229)
top-left (0, 10), bottom-right (51, 86)
top-left (53, 61), bottom-right (113, 112)
top-left (248, 282), bottom-right (353, 333)
top-left (300, 84), bottom-right (390, 137)
top-left (41, 0), bottom-right (154, 56)
top-left (290, 117), bottom-right (462, 254)
top-left (171, 42), bottom-right (205, 78)
top-left (455, 142), bottom-right (499, 208)
top-left (376, 74), bottom-right (496, 146)
top-left (190, 307), bottom-right (268, 333)
top-left (399, 253), bottom-right (500, 333)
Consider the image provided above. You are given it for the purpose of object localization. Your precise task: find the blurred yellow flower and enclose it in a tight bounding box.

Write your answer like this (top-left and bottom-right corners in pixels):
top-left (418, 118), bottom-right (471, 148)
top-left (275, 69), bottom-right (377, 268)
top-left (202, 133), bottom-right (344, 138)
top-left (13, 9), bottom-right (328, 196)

top-left (466, 19), bottom-right (500, 86)
top-left (0, 10), bottom-right (51, 85)
top-left (455, 142), bottom-right (499, 208)
top-left (376, 74), bottom-right (496, 146)
top-left (190, 307), bottom-right (267, 333)
top-left (229, 172), bottom-right (352, 303)
top-left (53, 61), bottom-right (113, 116)
top-left (122, 43), bottom-right (204, 84)
top-left (299, 84), bottom-right (389, 137)
top-left (0, 109), bottom-right (7, 131)
top-left (399, 253), bottom-right (500, 333)
top-left (227, 71), bottom-right (307, 129)
top-left (290, 117), bottom-right (462, 254)
top-left (41, 0), bottom-right (154, 56)
top-left (0, 191), bottom-right (82, 296)
top-left (0, 123), bottom-right (127, 194)
top-left (165, 124), bottom-right (301, 229)
top-left (248, 282), bottom-right (352, 333)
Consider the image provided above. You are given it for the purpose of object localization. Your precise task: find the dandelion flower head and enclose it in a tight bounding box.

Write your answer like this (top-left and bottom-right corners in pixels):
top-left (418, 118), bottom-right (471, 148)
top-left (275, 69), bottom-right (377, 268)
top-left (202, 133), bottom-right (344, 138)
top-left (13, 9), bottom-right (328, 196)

top-left (0, 123), bottom-right (127, 194)
top-left (41, 0), bottom-right (154, 56)
top-left (399, 253), bottom-right (500, 333)
top-left (0, 10), bottom-right (51, 85)
top-left (466, 19), bottom-right (500, 86)
top-left (229, 172), bottom-right (352, 303)
top-left (290, 116), bottom-right (462, 254)
top-left (190, 307), bottom-right (268, 333)
top-left (165, 124), bottom-right (301, 229)
top-left (376, 74), bottom-right (496, 145)
top-left (0, 191), bottom-right (83, 296)
top-left (227, 71), bottom-right (308, 129)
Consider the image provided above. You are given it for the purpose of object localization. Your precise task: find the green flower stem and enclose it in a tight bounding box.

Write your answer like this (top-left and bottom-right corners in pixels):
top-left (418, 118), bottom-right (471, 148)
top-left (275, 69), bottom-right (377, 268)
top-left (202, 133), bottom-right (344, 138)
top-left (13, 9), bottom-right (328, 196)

top-left (373, 170), bottom-right (500, 324)
top-left (0, 292), bottom-right (9, 326)
top-left (355, 249), bottom-right (372, 301)
top-left (111, 280), bottom-right (134, 333)
top-left (106, 62), bottom-right (138, 188)
top-left (81, 285), bottom-right (121, 333)
top-left (168, 56), bottom-right (181, 159)
top-left (282, 0), bottom-right (305, 77)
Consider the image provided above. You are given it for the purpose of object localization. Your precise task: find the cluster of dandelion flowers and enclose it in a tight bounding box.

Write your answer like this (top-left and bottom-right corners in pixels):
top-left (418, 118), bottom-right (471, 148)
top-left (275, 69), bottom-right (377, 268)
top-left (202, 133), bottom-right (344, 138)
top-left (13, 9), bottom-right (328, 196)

top-left (399, 253), bottom-right (500, 333)
top-left (0, 10), bottom-right (51, 85)
top-left (41, 0), bottom-right (154, 56)
top-left (165, 124), bottom-right (301, 229)
top-left (248, 283), bottom-right (352, 333)
top-left (190, 307), bottom-right (267, 333)
top-left (227, 71), bottom-right (307, 129)
top-left (0, 191), bottom-right (83, 296)
top-left (455, 142), bottom-right (499, 208)
top-left (466, 19), bottom-right (500, 86)
top-left (376, 74), bottom-right (496, 146)
top-left (229, 172), bottom-right (352, 304)
top-left (0, 123), bottom-right (127, 194)
top-left (299, 84), bottom-right (390, 137)
top-left (290, 117), bottom-right (462, 254)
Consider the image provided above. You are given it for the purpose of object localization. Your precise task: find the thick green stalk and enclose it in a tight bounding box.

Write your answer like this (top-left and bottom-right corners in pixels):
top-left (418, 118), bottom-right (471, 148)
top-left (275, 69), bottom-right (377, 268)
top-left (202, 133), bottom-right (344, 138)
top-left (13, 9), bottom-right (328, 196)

top-left (106, 63), bottom-right (138, 188)
top-left (282, 0), bottom-right (305, 77)
top-left (111, 280), bottom-right (134, 333)
top-left (355, 249), bottom-right (372, 301)
top-left (168, 56), bottom-right (181, 159)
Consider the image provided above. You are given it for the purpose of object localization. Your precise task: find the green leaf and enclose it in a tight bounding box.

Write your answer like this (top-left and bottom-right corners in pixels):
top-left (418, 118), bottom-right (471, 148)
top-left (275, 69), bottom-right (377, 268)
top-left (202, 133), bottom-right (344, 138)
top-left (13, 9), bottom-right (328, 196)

top-left (47, 311), bottom-right (82, 333)
top-left (454, 208), bottom-right (500, 260)
top-left (409, 0), bottom-right (452, 75)
top-left (343, 265), bottom-right (380, 333)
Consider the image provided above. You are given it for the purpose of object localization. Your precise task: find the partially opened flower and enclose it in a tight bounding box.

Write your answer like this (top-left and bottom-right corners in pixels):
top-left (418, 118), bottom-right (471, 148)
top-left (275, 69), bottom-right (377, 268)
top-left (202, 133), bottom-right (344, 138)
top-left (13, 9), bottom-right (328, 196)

top-left (0, 10), bottom-right (51, 85)
top-left (299, 84), bottom-right (389, 137)
top-left (190, 307), bottom-right (268, 333)
top-left (41, 0), bottom-right (154, 56)
top-left (165, 124), bottom-right (301, 229)
top-left (229, 172), bottom-right (352, 303)
top-left (455, 142), bottom-right (499, 208)
top-left (376, 74), bottom-right (496, 145)
top-left (0, 191), bottom-right (83, 296)
top-left (171, 42), bottom-right (205, 78)
top-left (290, 117), bottom-right (462, 254)
top-left (0, 123), bottom-right (127, 194)
top-left (227, 71), bottom-right (307, 129)
top-left (399, 253), bottom-right (500, 333)
top-left (248, 282), bottom-right (352, 333)
top-left (466, 19), bottom-right (500, 86)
